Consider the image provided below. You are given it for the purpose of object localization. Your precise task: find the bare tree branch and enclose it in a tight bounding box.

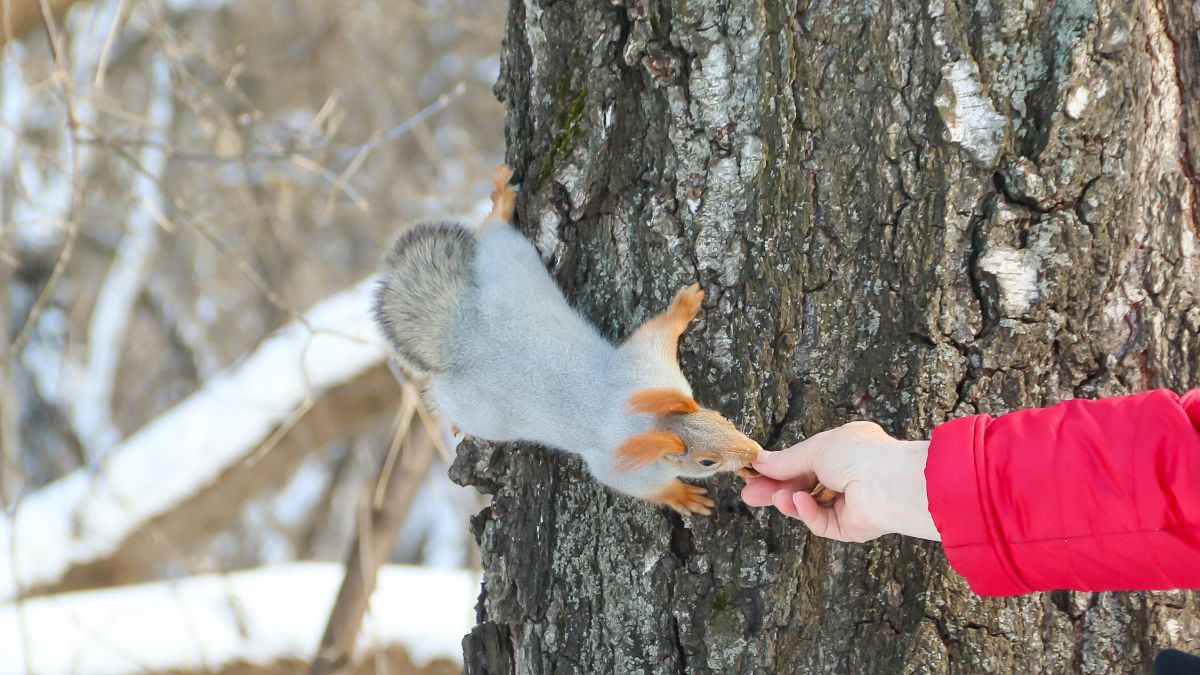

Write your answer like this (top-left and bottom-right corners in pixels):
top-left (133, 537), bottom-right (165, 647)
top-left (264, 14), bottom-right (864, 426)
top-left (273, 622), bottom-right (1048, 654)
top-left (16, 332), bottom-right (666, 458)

top-left (72, 52), bottom-right (174, 461)
top-left (311, 398), bottom-right (438, 675)
top-left (57, 362), bottom-right (401, 595)
top-left (0, 279), bottom-right (391, 601)
top-left (2, 0), bottom-right (86, 367)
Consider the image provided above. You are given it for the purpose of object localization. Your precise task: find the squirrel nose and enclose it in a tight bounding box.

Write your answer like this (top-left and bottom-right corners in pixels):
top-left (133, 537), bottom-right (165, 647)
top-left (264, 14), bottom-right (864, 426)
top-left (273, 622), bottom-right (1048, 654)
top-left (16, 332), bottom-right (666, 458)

top-left (733, 443), bottom-right (761, 466)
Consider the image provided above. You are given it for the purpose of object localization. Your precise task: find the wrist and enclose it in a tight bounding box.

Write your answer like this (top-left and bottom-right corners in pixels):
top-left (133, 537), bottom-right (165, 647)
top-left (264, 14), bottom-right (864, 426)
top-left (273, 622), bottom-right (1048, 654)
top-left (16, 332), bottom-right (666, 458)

top-left (886, 440), bottom-right (940, 541)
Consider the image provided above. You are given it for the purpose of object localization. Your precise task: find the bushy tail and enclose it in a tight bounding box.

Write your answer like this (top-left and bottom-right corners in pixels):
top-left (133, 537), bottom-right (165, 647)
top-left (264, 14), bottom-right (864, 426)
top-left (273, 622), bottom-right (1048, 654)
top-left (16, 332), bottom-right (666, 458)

top-left (372, 222), bottom-right (475, 378)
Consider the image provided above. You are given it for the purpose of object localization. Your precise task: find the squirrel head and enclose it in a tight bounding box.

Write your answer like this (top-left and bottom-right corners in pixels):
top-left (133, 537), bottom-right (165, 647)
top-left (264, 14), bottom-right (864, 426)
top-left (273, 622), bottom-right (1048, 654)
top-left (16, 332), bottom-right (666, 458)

top-left (616, 387), bottom-right (763, 478)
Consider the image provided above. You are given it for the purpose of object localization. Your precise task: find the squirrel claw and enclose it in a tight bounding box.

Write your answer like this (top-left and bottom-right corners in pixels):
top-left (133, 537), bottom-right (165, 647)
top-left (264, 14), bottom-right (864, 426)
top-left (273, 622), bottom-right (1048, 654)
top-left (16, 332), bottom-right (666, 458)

top-left (671, 283), bottom-right (704, 325)
top-left (492, 164), bottom-right (514, 191)
top-left (489, 164), bottom-right (517, 223)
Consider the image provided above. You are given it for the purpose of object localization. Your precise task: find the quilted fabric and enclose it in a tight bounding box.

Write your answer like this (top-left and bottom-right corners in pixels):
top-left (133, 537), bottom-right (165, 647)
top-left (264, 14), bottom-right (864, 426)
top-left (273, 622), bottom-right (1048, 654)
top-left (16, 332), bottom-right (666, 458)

top-left (926, 389), bottom-right (1200, 596)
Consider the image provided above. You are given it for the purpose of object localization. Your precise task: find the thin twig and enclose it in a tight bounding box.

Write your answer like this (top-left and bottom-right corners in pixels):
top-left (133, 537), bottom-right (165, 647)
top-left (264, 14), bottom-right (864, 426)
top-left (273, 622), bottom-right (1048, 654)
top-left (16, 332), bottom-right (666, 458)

top-left (74, 91), bottom-right (461, 164)
top-left (73, 52), bottom-right (174, 461)
top-left (244, 397), bottom-right (316, 467)
top-left (92, 0), bottom-right (129, 88)
top-left (333, 83), bottom-right (465, 163)
top-left (8, 4), bottom-right (81, 672)
top-left (373, 390), bottom-right (417, 509)
top-left (2, 0), bottom-right (84, 366)
top-left (321, 130), bottom-right (374, 217)
top-left (309, 411), bottom-right (436, 675)
top-left (410, 384), bottom-right (453, 464)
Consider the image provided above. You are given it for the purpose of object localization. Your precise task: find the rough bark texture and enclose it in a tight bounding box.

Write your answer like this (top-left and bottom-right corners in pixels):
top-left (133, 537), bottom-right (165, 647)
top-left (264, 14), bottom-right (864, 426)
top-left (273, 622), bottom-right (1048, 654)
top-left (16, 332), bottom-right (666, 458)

top-left (451, 0), bottom-right (1200, 672)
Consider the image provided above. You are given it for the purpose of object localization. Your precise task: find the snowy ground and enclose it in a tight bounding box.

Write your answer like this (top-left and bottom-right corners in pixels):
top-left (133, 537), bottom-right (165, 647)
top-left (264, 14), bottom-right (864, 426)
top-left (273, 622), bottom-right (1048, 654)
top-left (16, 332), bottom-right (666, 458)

top-left (0, 563), bottom-right (479, 673)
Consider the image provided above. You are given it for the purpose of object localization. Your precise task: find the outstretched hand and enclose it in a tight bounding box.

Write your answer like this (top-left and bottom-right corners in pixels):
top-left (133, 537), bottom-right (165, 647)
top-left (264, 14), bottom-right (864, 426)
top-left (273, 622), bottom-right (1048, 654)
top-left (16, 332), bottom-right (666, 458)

top-left (742, 421), bottom-right (940, 542)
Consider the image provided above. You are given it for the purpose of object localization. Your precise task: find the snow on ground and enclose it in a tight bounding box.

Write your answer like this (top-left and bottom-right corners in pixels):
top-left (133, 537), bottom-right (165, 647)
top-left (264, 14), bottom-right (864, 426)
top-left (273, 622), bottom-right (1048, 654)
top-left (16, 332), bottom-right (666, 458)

top-left (0, 279), bottom-right (389, 601)
top-left (0, 562), bottom-right (478, 673)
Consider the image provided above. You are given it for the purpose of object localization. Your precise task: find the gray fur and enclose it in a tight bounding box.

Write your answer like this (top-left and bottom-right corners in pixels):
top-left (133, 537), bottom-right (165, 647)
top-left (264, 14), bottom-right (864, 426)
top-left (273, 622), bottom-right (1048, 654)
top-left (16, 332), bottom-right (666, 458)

top-left (373, 215), bottom-right (757, 505)
top-left (428, 219), bottom-right (690, 499)
top-left (373, 223), bottom-right (476, 378)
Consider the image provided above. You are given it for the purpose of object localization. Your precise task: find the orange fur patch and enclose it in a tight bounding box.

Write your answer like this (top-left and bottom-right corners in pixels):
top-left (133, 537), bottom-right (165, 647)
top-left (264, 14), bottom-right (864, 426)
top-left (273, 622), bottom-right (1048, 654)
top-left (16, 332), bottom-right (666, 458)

top-left (667, 283), bottom-right (704, 326)
top-left (627, 388), bottom-right (700, 415)
top-left (615, 430), bottom-right (685, 471)
top-left (489, 165), bottom-right (516, 222)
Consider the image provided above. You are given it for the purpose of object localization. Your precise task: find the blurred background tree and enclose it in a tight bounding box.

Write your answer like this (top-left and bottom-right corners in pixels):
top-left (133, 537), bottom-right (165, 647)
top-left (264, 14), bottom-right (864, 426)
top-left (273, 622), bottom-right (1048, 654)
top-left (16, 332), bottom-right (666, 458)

top-left (1, 0), bottom-right (504, 671)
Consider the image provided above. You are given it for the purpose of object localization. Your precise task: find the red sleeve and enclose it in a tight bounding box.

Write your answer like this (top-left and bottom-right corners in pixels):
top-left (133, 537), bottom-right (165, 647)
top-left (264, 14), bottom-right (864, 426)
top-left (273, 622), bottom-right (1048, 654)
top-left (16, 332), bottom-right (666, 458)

top-left (925, 389), bottom-right (1200, 596)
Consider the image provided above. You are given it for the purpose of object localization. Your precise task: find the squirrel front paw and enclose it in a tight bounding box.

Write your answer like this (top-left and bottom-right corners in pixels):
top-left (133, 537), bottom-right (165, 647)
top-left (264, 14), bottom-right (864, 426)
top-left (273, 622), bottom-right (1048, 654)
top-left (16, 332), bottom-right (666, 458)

top-left (650, 479), bottom-right (715, 516)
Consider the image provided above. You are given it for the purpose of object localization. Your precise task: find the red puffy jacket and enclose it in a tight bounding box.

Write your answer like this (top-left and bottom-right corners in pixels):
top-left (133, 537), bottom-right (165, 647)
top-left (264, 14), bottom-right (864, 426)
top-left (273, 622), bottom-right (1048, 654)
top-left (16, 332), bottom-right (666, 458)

top-left (926, 388), bottom-right (1200, 596)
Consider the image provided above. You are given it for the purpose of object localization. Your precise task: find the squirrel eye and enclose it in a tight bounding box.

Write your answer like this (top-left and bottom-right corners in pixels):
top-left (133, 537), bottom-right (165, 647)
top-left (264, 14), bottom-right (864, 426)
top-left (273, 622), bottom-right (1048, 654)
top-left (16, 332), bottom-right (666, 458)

top-left (698, 459), bottom-right (716, 467)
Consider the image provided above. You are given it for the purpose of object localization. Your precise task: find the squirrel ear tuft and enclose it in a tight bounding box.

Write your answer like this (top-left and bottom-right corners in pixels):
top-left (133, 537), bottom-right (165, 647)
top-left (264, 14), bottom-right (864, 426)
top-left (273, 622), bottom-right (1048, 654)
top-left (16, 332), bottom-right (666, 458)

top-left (628, 388), bottom-right (700, 416)
top-left (615, 430), bottom-right (686, 472)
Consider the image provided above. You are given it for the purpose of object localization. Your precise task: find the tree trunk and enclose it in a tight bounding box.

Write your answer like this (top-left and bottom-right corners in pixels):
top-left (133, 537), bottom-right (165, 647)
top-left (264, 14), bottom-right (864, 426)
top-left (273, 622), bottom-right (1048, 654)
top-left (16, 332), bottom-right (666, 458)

top-left (451, 0), bottom-right (1200, 672)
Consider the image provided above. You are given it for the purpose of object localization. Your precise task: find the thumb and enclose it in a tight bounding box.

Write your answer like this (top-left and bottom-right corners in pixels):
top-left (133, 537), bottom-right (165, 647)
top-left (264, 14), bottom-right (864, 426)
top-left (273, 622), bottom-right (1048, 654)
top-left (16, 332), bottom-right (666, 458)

top-left (753, 437), bottom-right (823, 481)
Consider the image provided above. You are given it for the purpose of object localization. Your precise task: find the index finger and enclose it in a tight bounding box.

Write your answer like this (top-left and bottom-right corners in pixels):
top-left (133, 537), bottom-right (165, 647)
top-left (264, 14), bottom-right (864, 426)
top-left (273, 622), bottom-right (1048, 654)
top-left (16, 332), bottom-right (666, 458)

top-left (740, 476), bottom-right (784, 507)
top-left (752, 434), bottom-right (826, 481)
top-left (741, 474), bottom-right (816, 507)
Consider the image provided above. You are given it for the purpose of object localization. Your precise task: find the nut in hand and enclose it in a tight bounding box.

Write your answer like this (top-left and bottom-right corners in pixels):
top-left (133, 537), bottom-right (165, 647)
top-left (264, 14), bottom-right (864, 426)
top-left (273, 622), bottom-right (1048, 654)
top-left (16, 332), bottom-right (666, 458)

top-left (810, 482), bottom-right (839, 505)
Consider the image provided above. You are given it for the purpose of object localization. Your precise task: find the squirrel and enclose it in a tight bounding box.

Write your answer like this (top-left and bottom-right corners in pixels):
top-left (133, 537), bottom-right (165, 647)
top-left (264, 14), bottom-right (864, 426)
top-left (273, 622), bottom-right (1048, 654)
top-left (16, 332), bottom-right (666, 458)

top-left (371, 165), bottom-right (766, 515)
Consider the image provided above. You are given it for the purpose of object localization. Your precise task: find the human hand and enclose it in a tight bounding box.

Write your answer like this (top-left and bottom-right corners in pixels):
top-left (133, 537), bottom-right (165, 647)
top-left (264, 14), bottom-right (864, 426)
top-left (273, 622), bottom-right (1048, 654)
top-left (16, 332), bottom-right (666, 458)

top-left (741, 421), bottom-right (940, 542)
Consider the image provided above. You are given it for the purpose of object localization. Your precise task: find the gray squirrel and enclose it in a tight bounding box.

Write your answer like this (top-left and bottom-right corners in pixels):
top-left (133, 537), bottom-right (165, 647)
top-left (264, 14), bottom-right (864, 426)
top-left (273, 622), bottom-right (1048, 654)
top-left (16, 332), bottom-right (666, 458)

top-left (371, 166), bottom-right (763, 515)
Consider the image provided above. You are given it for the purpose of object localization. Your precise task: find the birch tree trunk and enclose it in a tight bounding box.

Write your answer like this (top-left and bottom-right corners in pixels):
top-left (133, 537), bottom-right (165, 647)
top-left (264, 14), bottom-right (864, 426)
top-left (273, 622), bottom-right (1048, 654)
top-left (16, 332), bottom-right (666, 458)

top-left (451, 0), bottom-right (1200, 671)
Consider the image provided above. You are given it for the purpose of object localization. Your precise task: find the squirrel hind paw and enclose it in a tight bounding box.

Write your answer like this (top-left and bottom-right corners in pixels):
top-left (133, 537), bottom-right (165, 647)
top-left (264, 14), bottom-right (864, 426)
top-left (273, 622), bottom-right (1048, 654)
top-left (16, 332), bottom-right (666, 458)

top-left (492, 164), bottom-right (514, 188)
top-left (671, 283), bottom-right (704, 324)
top-left (489, 165), bottom-right (517, 223)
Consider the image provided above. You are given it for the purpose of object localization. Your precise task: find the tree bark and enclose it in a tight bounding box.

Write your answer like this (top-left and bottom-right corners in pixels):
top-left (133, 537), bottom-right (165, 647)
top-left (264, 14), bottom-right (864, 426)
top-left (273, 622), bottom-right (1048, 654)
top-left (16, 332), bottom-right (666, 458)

top-left (451, 0), bottom-right (1200, 672)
